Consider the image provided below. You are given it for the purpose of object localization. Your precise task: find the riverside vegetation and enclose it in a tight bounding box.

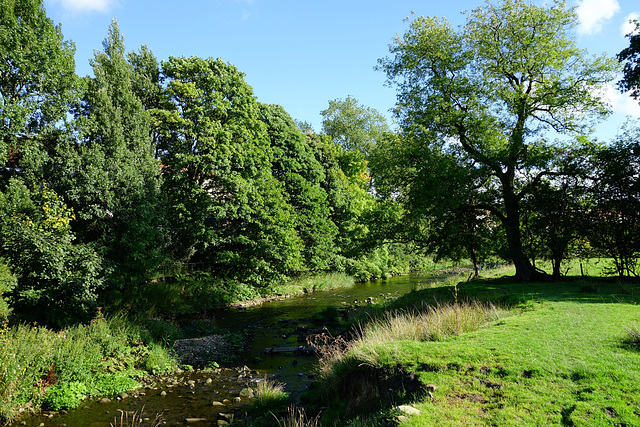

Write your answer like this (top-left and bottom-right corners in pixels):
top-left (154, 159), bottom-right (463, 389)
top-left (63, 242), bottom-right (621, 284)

top-left (293, 264), bottom-right (640, 426)
top-left (3, 0), bottom-right (640, 425)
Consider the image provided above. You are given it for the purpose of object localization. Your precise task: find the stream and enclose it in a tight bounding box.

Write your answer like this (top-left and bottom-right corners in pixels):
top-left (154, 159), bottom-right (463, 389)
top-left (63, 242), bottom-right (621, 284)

top-left (13, 273), bottom-right (443, 426)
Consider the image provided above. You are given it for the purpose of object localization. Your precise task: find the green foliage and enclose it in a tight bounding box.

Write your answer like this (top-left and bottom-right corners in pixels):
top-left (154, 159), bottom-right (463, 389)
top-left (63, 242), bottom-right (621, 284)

top-left (0, 316), bottom-right (176, 423)
top-left (521, 174), bottom-right (592, 277)
top-left (321, 95), bottom-right (389, 156)
top-left (43, 381), bottom-right (88, 411)
top-left (0, 0), bottom-right (77, 164)
top-left (0, 179), bottom-right (103, 326)
top-left (259, 103), bottom-right (339, 271)
top-left (158, 56), bottom-right (303, 287)
top-left (376, 0), bottom-right (618, 281)
top-left (587, 129), bottom-right (640, 277)
top-left (0, 260), bottom-right (16, 319)
top-left (618, 19), bottom-right (640, 101)
top-left (49, 20), bottom-right (165, 292)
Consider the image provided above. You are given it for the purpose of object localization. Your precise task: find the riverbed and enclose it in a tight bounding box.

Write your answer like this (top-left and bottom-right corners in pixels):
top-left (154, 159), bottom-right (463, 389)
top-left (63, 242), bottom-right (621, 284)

top-left (13, 273), bottom-right (445, 426)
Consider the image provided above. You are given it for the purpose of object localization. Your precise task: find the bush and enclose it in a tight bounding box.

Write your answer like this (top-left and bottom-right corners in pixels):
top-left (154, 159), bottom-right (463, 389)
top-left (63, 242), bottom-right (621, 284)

top-left (0, 260), bottom-right (16, 320)
top-left (0, 179), bottom-right (103, 327)
top-left (0, 316), bottom-right (177, 423)
top-left (43, 381), bottom-right (88, 410)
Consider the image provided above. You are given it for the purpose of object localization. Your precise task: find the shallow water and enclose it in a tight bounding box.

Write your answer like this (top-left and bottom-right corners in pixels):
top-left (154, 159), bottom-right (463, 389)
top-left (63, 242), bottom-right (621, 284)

top-left (14, 273), bottom-right (443, 426)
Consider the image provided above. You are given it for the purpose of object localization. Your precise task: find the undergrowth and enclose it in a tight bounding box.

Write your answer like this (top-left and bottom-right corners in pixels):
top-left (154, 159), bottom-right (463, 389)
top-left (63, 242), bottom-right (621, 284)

top-left (0, 315), bottom-right (177, 423)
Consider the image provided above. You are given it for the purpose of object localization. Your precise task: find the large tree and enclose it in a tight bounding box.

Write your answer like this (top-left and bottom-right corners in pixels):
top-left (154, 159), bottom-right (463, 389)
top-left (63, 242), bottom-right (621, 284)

top-left (377, 0), bottom-right (617, 280)
top-left (259, 103), bottom-right (339, 271)
top-left (50, 21), bottom-right (164, 289)
top-left (157, 56), bottom-right (303, 287)
top-left (618, 19), bottom-right (640, 101)
top-left (0, 0), bottom-right (76, 165)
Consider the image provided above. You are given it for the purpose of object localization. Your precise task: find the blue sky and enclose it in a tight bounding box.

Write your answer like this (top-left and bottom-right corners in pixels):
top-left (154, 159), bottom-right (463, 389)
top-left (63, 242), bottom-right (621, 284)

top-left (42, 0), bottom-right (640, 140)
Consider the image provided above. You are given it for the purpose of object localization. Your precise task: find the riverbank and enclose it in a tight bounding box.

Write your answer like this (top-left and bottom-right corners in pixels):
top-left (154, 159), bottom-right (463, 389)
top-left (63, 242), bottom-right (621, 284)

top-left (307, 267), bottom-right (640, 426)
top-left (0, 266), bottom-right (472, 426)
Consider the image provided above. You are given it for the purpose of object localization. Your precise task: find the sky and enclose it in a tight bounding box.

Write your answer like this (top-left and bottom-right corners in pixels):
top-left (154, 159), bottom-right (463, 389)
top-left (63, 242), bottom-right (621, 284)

top-left (41, 0), bottom-right (640, 140)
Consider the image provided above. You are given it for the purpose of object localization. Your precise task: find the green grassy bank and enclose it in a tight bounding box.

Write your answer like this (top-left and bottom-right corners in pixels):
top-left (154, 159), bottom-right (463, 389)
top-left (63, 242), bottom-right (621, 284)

top-left (313, 267), bottom-right (640, 426)
top-left (0, 315), bottom-right (177, 423)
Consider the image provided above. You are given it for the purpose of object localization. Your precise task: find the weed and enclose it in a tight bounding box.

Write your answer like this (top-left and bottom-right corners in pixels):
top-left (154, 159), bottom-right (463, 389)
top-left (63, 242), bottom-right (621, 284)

top-left (624, 325), bottom-right (640, 349)
top-left (275, 406), bottom-right (320, 427)
top-left (110, 406), bottom-right (164, 427)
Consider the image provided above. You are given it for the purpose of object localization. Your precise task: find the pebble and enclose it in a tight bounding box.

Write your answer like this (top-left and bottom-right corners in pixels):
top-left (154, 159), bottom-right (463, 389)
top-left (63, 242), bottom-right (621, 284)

top-left (212, 401), bottom-right (224, 406)
top-left (239, 387), bottom-right (254, 398)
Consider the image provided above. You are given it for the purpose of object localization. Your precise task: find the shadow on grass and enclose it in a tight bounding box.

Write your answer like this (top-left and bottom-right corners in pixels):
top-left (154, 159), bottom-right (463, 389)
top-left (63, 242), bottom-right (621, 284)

top-left (386, 275), bottom-right (640, 312)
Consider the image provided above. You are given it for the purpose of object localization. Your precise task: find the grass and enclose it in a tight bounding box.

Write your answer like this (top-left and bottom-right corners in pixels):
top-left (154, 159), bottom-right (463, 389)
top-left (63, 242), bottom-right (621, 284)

top-left (275, 406), bottom-right (320, 427)
top-left (270, 272), bottom-right (355, 296)
top-left (313, 267), bottom-right (640, 426)
top-left (253, 378), bottom-right (290, 414)
top-left (0, 316), bottom-right (177, 423)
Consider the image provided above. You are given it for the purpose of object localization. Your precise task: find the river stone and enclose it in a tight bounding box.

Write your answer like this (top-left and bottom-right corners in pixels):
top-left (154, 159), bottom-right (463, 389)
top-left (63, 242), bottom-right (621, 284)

top-left (160, 391), bottom-right (167, 396)
top-left (232, 397), bottom-right (241, 403)
top-left (217, 421), bottom-right (229, 426)
top-left (205, 378), bottom-right (213, 384)
top-left (118, 392), bottom-right (129, 400)
top-left (98, 398), bottom-right (111, 404)
top-left (212, 401), bottom-right (224, 406)
top-left (222, 399), bottom-right (231, 404)
top-left (396, 405), bottom-right (421, 416)
top-left (185, 417), bottom-right (207, 423)
top-left (219, 413), bottom-right (233, 421)
top-left (239, 387), bottom-right (254, 397)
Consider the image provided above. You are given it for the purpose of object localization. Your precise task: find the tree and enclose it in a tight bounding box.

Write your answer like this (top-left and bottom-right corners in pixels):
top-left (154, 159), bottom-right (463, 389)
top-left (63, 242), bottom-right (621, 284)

top-left (259, 103), bottom-right (339, 271)
top-left (50, 20), bottom-right (164, 290)
top-left (618, 19), bottom-right (640, 101)
top-left (0, 178), bottom-right (103, 326)
top-left (587, 129), bottom-right (640, 277)
top-left (377, 0), bottom-right (617, 280)
top-left (521, 175), bottom-right (590, 277)
top-left (157, 56), bottom-right (303, 287)
top-left (0, 0), bottom-right (76, 165)
top-left (321, 95), bottom-right (388, 156)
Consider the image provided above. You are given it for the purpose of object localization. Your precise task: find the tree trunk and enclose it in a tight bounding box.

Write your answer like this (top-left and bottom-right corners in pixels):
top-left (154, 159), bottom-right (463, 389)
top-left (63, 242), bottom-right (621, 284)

top-left (468, 244), bottom-right (480, 278)
top-left (501, 175), bottom-right (542, 281)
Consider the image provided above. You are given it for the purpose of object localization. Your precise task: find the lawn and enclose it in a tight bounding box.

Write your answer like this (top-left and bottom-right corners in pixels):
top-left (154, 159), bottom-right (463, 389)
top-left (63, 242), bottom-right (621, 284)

top-left (317, 271), bottom-right (640, 426)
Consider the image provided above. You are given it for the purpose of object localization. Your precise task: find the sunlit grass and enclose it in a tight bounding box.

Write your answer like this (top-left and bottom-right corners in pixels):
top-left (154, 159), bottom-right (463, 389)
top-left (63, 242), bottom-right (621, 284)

top-left (253, 378), bottom-right (289, 414)
top-left (315, 275), bottom-right (640, 426)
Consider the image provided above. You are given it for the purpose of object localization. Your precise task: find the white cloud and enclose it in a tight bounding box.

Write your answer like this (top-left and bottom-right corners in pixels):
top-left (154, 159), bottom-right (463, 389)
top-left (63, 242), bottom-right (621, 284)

top-left (621, 12), bottom-right (640, 37)
top-left (603, 84), bottom-right (640, 117)
top-left (48, 0), bottom-right (118, 14)
top-left (576, 0), bottom-right (620, 35)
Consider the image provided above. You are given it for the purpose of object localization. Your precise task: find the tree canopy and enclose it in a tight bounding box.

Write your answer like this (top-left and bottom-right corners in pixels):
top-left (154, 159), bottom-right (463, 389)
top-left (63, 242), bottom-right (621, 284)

top-left (376, 0), bottom-right (618, 280)
top-left (0, 0), bottom-right (76, 165)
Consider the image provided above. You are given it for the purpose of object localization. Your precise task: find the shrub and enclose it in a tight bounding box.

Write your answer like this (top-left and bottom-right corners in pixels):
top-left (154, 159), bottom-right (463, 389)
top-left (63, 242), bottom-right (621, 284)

top-left (43, 381), bottom-right (88, 410)
top-left (0, 260), bottom-right (16, 319)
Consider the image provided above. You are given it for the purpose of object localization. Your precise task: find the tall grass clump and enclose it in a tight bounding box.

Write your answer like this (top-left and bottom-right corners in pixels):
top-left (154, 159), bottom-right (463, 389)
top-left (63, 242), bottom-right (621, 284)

top-left (275, 406), bottom-right (320, 427)
top-left (253, 378), bottom-right (289, 414)
top-left (625, 325), bottom-right (640, 348)
top-left (361, 301), bottom-right (503, 344)
top-left (318, 301), bottom-right (506, 383)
